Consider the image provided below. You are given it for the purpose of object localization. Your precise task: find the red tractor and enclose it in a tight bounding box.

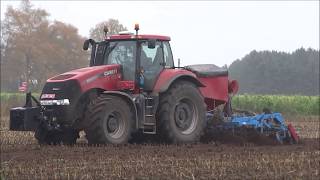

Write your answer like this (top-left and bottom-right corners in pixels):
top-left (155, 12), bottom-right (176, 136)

top-left (10, 25), bottom-right (239, 145)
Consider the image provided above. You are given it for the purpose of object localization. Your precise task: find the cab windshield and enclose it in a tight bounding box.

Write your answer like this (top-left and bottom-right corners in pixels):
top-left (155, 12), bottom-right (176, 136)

top-left (93, 41), bottom-right (136, 80)
top-left (104, 41), bottom-right (136, 66)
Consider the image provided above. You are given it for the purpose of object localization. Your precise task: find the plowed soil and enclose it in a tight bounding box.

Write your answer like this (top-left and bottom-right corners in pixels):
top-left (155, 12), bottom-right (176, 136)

top-left (1, 117), bottom-right (319, 179)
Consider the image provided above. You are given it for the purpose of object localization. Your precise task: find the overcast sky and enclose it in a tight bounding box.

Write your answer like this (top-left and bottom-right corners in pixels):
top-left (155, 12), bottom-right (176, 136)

top-left (1, 1), bottom-right (319, 66)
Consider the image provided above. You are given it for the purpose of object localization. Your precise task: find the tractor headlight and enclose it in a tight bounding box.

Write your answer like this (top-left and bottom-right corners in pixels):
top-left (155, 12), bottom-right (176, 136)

top-left (40, 99), bottom-right (70, 106)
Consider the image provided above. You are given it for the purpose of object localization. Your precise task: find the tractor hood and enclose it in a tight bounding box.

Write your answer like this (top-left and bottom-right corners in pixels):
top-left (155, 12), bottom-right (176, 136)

top-left (46, 64), bottom-right (122, 92)
top-left (48, 64), bottom-right (121, 82)
top-left (39, 64), bottom-right (122, 127)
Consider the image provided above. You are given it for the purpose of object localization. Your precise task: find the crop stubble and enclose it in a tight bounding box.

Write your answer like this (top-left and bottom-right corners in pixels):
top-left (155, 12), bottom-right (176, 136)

top-left (0, 117), bottom-right (319, 179)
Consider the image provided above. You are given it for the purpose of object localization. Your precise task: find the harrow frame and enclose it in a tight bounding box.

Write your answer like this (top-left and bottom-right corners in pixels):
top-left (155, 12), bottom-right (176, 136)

top-left (207, 112), bottom-right (299, 144)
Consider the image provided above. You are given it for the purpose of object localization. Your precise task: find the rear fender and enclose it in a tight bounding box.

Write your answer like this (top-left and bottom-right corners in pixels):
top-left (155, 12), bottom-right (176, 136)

top-left (153, 69), bottom-right (204, 94)
top-left (102, 91), bottom-right (138, 129)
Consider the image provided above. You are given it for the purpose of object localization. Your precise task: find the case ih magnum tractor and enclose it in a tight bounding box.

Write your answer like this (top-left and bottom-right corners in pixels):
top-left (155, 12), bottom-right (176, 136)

top-left (10, 25), bottom-right (239, 145)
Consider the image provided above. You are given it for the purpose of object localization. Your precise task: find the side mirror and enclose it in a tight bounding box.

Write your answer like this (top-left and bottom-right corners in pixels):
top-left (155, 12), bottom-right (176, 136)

top-left (83, 39), bottom-right (90, 50)
top-left (147, 39), bottom-right (156, 49)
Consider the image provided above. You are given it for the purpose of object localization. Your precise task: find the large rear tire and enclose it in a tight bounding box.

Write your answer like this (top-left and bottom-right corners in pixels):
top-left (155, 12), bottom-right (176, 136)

top-left (84, 95), bottom-right (134, 144)
top-left (157, 81), bottom-right (206, 143)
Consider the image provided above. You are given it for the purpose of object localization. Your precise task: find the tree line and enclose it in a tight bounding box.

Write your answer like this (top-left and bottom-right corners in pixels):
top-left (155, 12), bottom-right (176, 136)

top-left (229, 48), bottom-right (319, 95)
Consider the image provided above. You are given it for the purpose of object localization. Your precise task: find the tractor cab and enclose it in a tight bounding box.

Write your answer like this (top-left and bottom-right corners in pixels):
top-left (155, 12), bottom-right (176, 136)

top-left (83, 25), bottom-right (174, 91)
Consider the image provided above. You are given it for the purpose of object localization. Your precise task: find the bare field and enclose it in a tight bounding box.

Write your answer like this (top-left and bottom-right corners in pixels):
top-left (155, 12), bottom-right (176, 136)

top-left (1, 116), bottom-right (319, 179)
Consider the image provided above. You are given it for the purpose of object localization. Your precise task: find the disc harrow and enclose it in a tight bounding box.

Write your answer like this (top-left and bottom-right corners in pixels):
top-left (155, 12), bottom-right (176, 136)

top-left (206, 110), bottom-right (299, 144)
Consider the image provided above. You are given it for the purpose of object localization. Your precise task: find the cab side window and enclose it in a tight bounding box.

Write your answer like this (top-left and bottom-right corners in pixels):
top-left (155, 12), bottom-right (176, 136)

top-left (163, 42), bottom-right (174, 68)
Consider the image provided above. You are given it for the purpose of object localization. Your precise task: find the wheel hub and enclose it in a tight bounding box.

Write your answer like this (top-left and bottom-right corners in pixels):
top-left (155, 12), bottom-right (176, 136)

top-left (104, 111), bottom-right (126, 139)
top-left (107, 116), bottom-right (119, 133)
top-left (175, 103), bottom-right (192, 130)
top-left (174, 101), bottom-right (194, 132)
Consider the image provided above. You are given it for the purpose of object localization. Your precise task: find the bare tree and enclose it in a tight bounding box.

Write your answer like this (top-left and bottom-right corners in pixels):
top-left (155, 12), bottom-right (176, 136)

top-left (89, 19), bottom-right (127, 41)
top-left (1, 0), bottom-right (88, 92)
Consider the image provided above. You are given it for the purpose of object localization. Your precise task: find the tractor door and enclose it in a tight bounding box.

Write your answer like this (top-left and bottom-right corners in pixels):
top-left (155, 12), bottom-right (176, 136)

top-left (140, 41), bottom-right (165, 91)
top-left (104, 41), bottom-right (137, 81)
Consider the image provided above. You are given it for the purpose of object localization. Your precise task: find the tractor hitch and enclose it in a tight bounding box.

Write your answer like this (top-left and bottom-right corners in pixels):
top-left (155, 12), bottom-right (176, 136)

top-left (10, 92), bottom-right (69, 135)
top-left (10, 92), bottom-right (42, 131)
top-left (10, 106), bottom-right (40, 131)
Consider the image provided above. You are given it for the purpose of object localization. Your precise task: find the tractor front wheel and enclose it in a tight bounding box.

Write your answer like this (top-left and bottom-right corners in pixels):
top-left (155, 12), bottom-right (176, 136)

top-left (157, 81), bottom-right (206, 143)
top-left (84, 95), bottom-right (134, 144)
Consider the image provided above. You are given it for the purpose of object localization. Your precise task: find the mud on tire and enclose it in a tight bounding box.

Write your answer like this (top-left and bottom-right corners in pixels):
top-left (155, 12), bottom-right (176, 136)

top-left (157, 81), bottom-right (206, 143)
top-left (84, 94), bottom-right (134, 144)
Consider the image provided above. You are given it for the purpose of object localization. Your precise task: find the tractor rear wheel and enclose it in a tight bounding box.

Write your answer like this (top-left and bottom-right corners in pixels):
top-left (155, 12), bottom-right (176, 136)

top-left (157, 81), bottom-right (206, 143)
top-left (84, 95), bottom-right (134, 144)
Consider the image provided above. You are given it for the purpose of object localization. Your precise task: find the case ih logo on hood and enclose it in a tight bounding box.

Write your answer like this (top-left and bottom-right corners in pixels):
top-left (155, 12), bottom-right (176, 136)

top-left (41, 94), bottom-right (55, 99)
top-left (103, 69), bottom-right (117, 76)
top-left (86, 69), bottom-right (118, 84)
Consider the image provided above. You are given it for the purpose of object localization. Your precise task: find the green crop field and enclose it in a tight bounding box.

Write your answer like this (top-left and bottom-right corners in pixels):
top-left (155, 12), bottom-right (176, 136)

top-left (232, 94), bottom-right (319, 116)
top-left (1, 93), bottom-right (319, 117)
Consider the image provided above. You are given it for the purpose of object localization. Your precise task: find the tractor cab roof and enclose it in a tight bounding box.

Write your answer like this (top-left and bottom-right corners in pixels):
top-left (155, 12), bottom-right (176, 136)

top-left (106, 34), bottom-right (171, 41)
